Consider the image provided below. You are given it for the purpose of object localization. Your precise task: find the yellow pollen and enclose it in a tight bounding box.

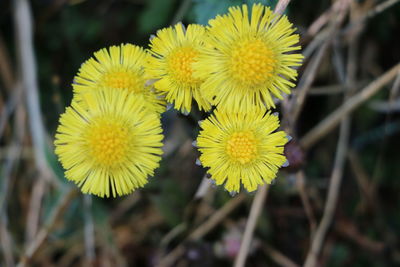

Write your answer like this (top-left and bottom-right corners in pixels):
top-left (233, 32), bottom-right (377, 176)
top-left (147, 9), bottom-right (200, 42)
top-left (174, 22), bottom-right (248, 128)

top-left (226, 131), bottom-right (257, 164)
top-left (86, 119), bottom-right (130, 166)
top-left (168, 46), bottom-right (201, 85)
top-left (230, 39), bottom-right (277, 87)
top-left (102, 70), bottom-right (143, 93)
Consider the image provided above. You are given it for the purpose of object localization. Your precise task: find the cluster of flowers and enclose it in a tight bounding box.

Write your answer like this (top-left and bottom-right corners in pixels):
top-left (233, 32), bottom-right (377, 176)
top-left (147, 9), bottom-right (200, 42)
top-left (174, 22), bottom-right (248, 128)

top-left (54, 4), bottom-right (303, 198)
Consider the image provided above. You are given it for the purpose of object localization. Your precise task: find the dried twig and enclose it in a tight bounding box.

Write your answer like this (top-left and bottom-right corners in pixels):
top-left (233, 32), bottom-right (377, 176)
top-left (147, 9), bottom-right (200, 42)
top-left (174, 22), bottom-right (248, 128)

top-left (290, 41), bottom-right (330, 125)
top-left (0, 34), bottom-right (15, 92)
top-left (25, 178), bottom-right (46, 243)
top-left (343, 0), bottom-right (400, 35)
top-left (233, 186), bottom-right (269, 267)
top-left (84, 195), bottom-right (95, 265)
top-left (274, 0), bottom-right (291, 16)
top-left (158, 194), bottom-right (246, 266)
top-left (0, 87), bottom-right (26, 267)
top-left (300, 62), bottom-right (400, 149)
top-left (262, 244), bottom-right (300, 267)
top-left (17, 188), bottom-right (77, 267)
top-left (171, 0), bottom-right (192, 25)
top-left (303, 115), bottom-right (351, 267)
top-left (295, 171), bottom-right (317, 235)
top-left (13, 0), bottom-right (56, 185)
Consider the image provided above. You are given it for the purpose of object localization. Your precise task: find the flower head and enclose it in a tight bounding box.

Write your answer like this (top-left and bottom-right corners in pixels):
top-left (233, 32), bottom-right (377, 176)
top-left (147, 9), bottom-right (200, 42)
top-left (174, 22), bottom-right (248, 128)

top-left (197, 108), bottom-right (288, 193)
top-left (195, 4), bottom-right (303, 112)
top-left (55, 88), bottom-right (164, 197)
top-left (73, 44), bottom-right (165, 114)
top-left (146, 23), bottom-right (212, 113)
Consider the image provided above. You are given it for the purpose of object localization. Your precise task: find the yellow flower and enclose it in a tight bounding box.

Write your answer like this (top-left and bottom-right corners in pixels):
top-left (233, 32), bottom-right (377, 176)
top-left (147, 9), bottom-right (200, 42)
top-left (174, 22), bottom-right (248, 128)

top-left (73, 44), bottom-right (165, 114)
top-left (146, 23), bottom-right (211, 113)
top-left (197, 108), bottom-right (288, 193)
top-left (194, 4), bottom-right (303, 112)
top-left (54, 88), bottom-right (163, 197)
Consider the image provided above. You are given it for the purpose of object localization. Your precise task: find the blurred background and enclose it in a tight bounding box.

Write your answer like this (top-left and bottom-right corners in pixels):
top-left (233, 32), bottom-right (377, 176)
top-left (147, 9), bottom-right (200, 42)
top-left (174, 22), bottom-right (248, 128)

top-left (1, 0), bottom-right (400, 266)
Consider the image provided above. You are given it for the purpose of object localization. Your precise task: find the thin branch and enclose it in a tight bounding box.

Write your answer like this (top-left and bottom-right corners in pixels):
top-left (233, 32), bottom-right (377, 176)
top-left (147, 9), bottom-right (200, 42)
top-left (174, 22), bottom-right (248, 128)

top-left (17, 188), bottom-right (77, 267)
top-left (290, 41), bottom-right (330, 124)
top-left (233, 185), bottom-right (269, 267)
top-left (25, 178), bottom-right (46, 243)
top-left (262, 243), bottom-right (300, 267)
top-left (274, 0), bottom-right (291, 16)
top-left (300, 62), bottom-right (400, 149)
top-left (0, 90), bottom-right (26, 267)
top-left (84, 195), bottom-right (95, 265)
top-left (303, 115), bottom-right (351, 267)
top-left (170, 0), bottom-right (192, 25)
top-left (13, 0), bottom-right (56, 185)
top-left (158, 194), bottom-right (246, 267)
top-left (295, 171), bottom-right (317, 235)
top-left (343, 0), bottom-right (400, 35)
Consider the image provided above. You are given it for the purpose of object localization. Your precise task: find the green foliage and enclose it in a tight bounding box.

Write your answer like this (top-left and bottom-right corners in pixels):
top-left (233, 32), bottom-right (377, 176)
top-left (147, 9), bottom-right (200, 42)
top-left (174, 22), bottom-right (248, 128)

top-left (138, 0), bottom-right (177, 33)
top-left (191, 0), bottom-right (280, 25)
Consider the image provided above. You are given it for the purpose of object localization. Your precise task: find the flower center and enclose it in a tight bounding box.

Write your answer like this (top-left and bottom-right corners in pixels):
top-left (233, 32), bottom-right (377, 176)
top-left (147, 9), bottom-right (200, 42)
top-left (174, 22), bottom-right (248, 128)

top-left (168, 46), bottom-right (201, 86)
top-left (86, 119), bottom-right (130, 166)
top-left (226, 131), bottom-right (257, 164)
top-left (230, 39), bottom-right (277, 87)
top-left (102, 70), bottom-right (143, 93)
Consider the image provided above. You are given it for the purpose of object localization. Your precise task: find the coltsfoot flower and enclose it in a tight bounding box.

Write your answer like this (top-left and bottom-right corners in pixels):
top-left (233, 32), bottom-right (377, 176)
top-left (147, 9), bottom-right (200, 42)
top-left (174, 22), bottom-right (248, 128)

top-left (146, 23), bottom-right (212, 113)
top-left (73, 44), bottom-right (165, 114)
top-left (197, 108), bottom-right (289, 193)
top-left (195, 4), bottom-right (303, 112)
top-left (55, 88), bottom-right (164, 197)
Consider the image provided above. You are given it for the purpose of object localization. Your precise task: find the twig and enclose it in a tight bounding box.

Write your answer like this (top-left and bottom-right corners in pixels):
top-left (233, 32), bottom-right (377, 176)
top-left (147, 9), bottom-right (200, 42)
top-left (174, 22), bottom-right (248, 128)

top-left (0, 83), bottom-right (23, 137)
top-left (303, 115), bottom-right (351, 267)
top-left (0, 215), bottom-right (14, 267)
top-left (25, 178), bottom-right (46, 243)
top-left (306, 0), bottom-right (347, 36)
top-left (194, 175), bottom-right (212, 199)
top-left (0, 90), bottom-right (26, 267)
top-left (274, 0), bottom-right (291, 16)
top-left (289, 0), bottom-right (351, 127)
top-left (0, 33), bottom-right (15, 92)
top-left (348, 150), bottom-right (377, 210)
top-left (233, 185), bottom-right (269, 267)
top-left (334, 220), bottom-right (385, 254)
top-left (304, 19), bottom-right (359, 264)
top-left (170, 0), bottom-right (192, 25)
top-left (13, 0), bottom-right (55, 185)
top-left (17, 188), bottom-right (77, 267)
top-left (308, 81), bottom-right (368, 95)
top-left (262, 243), bottom-right (300, 267)
top-left (158, 194), bottom-right (246, 266)
top-left (343, 0), bottom-right (400, 35)
top-left (290, 41), bottom-right (330, 125)
top-left (300, 62), bottom-right (400, 149)
top-left (295, 171), bottom-right (317, 235)
top-left (84, 195), bottom-right (95, 265)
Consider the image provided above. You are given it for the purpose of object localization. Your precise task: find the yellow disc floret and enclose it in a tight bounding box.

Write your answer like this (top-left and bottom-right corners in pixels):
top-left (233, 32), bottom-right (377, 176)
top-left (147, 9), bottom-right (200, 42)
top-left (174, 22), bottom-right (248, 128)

top-left (230, 39), bottom-right (276, 87)
top-left (167, 46), bottom-right (201, 86)
top-left (101, 70), bottom-right (143, 93)
top-left (226, 131), bottom-right (257, 164)
top-left (86, 118), bottom-right (129, 167)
